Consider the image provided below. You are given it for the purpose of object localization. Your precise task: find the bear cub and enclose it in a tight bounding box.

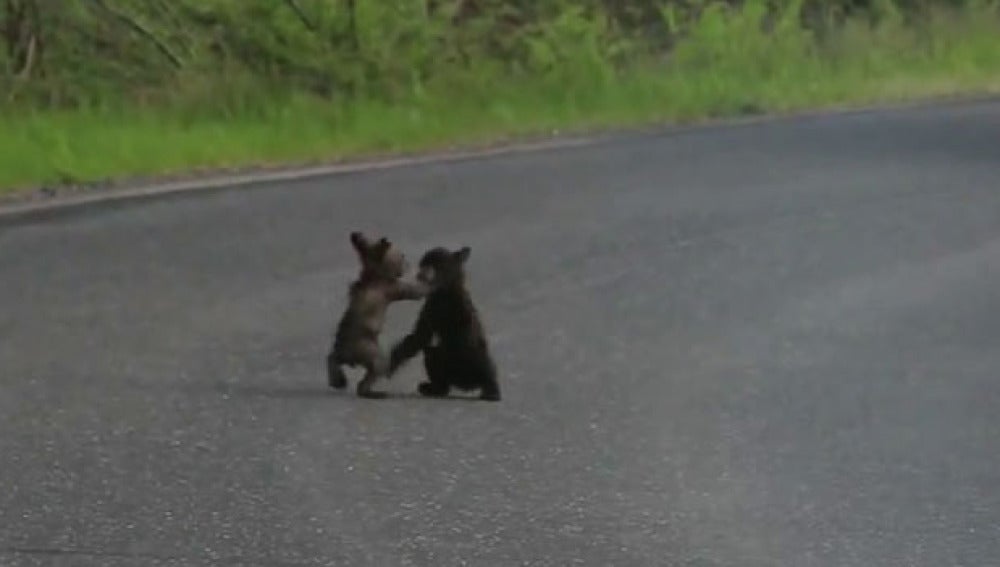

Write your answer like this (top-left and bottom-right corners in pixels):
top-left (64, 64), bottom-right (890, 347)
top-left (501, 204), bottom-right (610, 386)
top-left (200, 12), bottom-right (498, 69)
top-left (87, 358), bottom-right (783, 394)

top-left (388, 246), bottom-right (501, 401)
top-left (327, 231), bottom-right (427, 399)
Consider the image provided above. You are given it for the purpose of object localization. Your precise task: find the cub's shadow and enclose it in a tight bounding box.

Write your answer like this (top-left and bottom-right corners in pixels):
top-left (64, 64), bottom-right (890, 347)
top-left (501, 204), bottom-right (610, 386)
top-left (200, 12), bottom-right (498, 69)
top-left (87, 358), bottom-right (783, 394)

top-left (211, 382), bottom-right (484, 402)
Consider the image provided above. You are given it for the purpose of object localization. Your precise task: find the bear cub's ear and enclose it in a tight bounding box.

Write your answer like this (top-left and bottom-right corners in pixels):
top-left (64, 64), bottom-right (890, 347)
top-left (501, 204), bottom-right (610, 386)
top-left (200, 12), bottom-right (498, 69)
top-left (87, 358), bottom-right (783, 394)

top-left (350, 231), bottom-right (369, 253)
top-left (454, 246), bottom-right (471, 264)
top-left (372, 237), bottom-right (392, 259)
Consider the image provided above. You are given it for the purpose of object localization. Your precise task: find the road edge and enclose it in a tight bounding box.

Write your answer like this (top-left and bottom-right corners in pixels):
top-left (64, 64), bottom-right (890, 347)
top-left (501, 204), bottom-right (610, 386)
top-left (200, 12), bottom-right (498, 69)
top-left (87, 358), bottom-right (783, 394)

top-left (2, 93), bottom-right (998, 226)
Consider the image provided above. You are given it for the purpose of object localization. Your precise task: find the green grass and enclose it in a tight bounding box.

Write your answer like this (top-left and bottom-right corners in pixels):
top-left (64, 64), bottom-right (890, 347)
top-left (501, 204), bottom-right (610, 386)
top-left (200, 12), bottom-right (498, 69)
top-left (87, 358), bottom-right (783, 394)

top-left (2, 2), bottom-right (999, 195)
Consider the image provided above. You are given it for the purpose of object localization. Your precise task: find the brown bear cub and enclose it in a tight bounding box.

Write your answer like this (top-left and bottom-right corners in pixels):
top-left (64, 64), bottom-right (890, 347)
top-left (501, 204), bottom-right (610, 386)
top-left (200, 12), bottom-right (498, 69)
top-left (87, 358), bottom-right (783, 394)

top-left (388, 246), bottom-right (501, 401)
top-left (327, 231), bottom-right (428, 399)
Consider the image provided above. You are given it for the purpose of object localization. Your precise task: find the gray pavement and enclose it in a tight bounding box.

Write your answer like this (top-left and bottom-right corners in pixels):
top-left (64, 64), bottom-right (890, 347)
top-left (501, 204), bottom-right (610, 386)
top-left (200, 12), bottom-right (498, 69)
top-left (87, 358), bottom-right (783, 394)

top-left (1, 101), bottom-right (999, 566)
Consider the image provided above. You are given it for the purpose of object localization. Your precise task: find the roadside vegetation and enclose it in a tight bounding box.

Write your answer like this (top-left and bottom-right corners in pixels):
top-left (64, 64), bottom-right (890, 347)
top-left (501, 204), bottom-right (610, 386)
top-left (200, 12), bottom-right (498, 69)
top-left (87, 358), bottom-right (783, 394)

top-left (2, 0), bottom-right (999, 193)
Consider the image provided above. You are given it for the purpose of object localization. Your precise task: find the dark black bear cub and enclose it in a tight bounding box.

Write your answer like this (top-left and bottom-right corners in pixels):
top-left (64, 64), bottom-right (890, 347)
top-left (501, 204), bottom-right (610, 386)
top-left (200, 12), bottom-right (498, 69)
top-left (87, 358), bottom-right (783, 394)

top-left (388, 246), bottom-right (501, 401)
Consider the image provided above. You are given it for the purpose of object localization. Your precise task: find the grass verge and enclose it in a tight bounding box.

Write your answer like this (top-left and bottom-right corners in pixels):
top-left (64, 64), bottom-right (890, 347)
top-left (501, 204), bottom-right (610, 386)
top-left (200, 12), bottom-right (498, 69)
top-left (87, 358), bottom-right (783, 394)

top-left (2, 3), bottom-right (999, 196)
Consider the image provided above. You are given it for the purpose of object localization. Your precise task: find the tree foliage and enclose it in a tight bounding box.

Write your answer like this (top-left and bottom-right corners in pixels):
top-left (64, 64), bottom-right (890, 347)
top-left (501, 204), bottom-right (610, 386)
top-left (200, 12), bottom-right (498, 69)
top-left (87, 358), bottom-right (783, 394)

top-left (0, 0), bottom-right (993, 107)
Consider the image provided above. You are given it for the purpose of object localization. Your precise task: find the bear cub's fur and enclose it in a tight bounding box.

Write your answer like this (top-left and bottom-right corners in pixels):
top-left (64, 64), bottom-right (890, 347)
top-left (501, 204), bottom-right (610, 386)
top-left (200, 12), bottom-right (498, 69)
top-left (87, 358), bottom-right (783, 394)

top-left (327, 231), bottom-right (427, 399)
top-left (388, 246), bottom-right (501, 401)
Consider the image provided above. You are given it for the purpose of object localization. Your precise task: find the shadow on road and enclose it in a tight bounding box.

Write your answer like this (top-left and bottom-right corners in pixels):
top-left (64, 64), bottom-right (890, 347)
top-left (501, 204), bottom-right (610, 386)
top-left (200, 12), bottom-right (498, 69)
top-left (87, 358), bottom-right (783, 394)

top-left (207, 382), bottom-right (486, 403)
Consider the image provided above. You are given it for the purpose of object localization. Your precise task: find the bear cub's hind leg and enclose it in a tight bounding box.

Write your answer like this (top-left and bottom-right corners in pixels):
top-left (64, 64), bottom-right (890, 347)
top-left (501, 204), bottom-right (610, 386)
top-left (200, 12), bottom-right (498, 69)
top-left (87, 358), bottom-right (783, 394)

top-left (418, 346), bottom-right (451, 398)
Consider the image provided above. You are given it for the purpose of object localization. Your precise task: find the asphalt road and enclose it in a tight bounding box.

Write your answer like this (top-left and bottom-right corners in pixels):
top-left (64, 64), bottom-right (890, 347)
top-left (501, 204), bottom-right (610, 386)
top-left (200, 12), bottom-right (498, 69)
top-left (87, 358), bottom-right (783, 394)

top-left (2, 101), bottom-right (999, 567)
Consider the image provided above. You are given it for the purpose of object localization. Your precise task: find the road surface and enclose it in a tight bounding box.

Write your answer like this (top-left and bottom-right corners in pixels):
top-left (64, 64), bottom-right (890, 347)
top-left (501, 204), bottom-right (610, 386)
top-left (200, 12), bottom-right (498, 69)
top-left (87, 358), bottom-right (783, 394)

top-left (2, 101), bottom-right (999, 566)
